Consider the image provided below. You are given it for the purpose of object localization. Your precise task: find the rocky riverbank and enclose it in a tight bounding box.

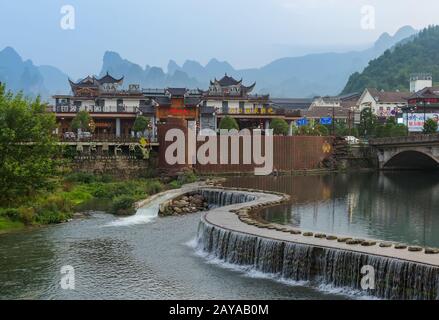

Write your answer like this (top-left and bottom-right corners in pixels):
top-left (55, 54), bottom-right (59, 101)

top-left (159, 193), bottom-right (209, 216)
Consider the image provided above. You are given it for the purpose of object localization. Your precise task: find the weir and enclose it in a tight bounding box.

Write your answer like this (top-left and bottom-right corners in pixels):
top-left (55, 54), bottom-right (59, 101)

top-left (193, 188), bottom-right (439, 300)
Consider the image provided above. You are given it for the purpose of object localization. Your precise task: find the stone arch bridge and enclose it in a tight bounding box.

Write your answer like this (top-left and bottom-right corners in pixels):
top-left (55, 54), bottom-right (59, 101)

top-left (369, 134), bottom-right (439, 170)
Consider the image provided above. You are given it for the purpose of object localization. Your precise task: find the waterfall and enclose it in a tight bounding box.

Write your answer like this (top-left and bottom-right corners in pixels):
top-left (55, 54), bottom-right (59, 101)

top-left (196, 220), bottom-right (439, 300)
top-left (199, 189), bottom-right (256, 208)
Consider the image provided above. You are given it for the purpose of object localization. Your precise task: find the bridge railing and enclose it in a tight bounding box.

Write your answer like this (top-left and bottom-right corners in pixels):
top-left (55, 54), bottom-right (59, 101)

top-left (370, 134), bottom-right (439, 146)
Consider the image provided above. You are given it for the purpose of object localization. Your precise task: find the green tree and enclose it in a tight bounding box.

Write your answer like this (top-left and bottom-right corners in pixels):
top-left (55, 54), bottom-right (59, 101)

top-left (423, 118), bottom-right (438, 134)
top-left (71, 110), bottom-right (92, 132)
top-left (0, 85), bottom-right (59, 204)
top-left (219, 116), bottom-right (239, 130)
top-left (314, 124), bottom-right (329, 136)
top-left (359, 107), bottom-right (377, 138)
top-left (133, 116), bottom-right (150, 134)
top-left (269, 118), bottom-right (289, 135)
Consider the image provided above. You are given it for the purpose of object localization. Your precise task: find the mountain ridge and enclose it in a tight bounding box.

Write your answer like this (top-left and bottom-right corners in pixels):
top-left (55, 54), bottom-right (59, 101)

top-left (342, 25), bottom-right (439, 94)
top-left (0, 25), bottom-right (418, 100)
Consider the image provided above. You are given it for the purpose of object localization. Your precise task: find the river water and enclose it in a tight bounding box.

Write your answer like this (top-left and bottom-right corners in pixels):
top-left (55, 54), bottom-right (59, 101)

top-left (1, 172), bottom-right (436, 299)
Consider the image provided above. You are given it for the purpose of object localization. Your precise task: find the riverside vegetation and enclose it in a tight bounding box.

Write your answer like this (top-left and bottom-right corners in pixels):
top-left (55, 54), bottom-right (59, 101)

top-left (0, 171), bottom-right (198, 233)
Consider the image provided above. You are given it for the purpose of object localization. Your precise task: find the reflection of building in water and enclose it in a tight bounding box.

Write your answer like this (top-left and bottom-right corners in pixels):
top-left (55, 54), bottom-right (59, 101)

top-left (346, 192), bottom-right (359, 223)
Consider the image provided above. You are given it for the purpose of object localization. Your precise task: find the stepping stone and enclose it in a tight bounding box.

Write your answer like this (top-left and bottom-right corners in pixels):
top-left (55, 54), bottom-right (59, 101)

top-left (303, 232), bottom-right (314, 237)
top-left (314, 233), bottom-right (327, 239)
top-left (408, 246), bottom-right (423, 252)
top-left (337, 237), bottom-right (352, 243)
top-left (326, 235), bottom-right (338, 241)
top-left (379, 242), bottom-right (392, 248)
top-left (425, 248), bottom-right (439, 254)
top-left (394, 244), bottom-right (408, 249)
top-left (361, 241), bottom-right (377, 247)
top-left (346, 239), bottom-right (361, 245)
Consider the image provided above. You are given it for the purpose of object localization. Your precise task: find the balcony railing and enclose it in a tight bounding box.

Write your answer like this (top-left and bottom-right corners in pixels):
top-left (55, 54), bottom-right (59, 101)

top-left (59, 134), bottom-right (158, 143)
top-left (55, 105), bottom-right (138, 113)
top-left (218, 107), bottom-right (285, 116)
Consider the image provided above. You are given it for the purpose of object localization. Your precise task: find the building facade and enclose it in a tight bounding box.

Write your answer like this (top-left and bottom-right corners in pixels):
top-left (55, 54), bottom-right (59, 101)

top-left (53, 72), bottom-right (361, 139)
top-left (54, 73), bottom-right (146, 137)
top-left (356, 88), bottom-right (408, 120)
top-left (404, 86), bottom-right (439, 132)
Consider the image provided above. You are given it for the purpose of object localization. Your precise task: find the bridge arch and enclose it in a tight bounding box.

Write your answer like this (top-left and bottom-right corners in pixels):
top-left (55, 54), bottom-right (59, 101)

top-left (383, 150), bottom-right (439, 170)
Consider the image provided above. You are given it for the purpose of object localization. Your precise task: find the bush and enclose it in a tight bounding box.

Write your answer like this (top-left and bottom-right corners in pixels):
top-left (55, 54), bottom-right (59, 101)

top-left (111, 195), bottom-right (137, 216)
top-left (219, 116), bottom-right (239, 130)
top-left (178, 171), bottom-right (198, 185)
top-left (314, 124), bottom-right (329, 136)
top-left (169, 180), bottom-right (181, 189)
top-left (145, 180), bottom-right (164, 195)
top-left (0, 208), bottom-right (20, 221)
top-left (270, 118), bottom-right (289, 135)
top-left (423, 118), bottom-right (438, 134)
top-left (18, 207), bottom-right (35, 225)
top-left (65, 172), bottom-right (96, 184)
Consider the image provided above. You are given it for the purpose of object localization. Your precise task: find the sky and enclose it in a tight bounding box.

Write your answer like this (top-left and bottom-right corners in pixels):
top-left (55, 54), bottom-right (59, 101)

top-left (1, 0), bottom-right (439, 78)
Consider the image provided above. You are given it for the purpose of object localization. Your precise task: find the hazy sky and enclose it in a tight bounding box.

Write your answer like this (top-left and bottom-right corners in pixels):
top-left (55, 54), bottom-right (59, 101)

top-left (1, 0), bottom-right (438, 78)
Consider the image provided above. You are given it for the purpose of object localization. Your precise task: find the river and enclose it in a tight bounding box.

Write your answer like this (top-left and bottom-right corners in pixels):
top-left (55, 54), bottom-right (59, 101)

top-left (1, 172), bottom-right (437, 299)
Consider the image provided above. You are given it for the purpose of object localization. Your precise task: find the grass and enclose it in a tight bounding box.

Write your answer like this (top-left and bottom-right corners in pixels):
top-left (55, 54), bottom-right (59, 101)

top-left (0, 217), bottom-right (24, 233)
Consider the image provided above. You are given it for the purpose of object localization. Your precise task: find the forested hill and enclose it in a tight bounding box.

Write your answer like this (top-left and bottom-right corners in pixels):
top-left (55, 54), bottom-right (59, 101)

top-left (342, 26), bottom-right (439, 94)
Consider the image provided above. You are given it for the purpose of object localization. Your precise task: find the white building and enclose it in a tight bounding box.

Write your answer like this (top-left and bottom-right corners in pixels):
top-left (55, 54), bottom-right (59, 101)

top-left (410, 73), bottom-right (433, 93)
top-left (356, 88), bottom-right (408, 119)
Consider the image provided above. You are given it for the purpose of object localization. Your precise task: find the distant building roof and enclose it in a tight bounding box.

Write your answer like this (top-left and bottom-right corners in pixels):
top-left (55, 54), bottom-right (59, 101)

top-left (212, 74), bottom-right (242, 87)
top-left (166, 87), bottom-right (188, 97)
top-left (303, 106), bottom-right (350, 118)
top-left (98, 72), bottom-right (124, 85)
top-left (270, 98), bottom-right (313, 110)
top-left (407, 86), bottom-right (439, 100)
top-left (367, 88), bottom-right (409, 103)
top-left (153, 96), bottom-right (171, 106)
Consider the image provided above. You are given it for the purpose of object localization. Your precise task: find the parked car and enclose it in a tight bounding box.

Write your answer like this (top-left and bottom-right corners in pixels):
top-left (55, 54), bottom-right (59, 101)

top-left (78, 132), bottom-right (92, 140)
top-left (63, 132), bottom-right (76, 140)
top-left (344, 136), bottom-right (359, 145)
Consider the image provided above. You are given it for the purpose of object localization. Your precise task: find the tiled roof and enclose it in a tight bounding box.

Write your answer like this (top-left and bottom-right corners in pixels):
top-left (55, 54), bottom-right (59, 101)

top-left (271, 98), bottom-right (313, 110)
top-left (407, 86), bottom-right (439, 99)
top-left (303, 106), bottom-right (350, 118)
top-left (154, 96), bottom-right (171, 106)
top-left (166, 87), bottom-right (188, 96)
top-left (97, 72), bottom-right (124, 85)
top-left (367, 88), bottom-right (409, 103)
top-left (215, 74), bottom-right (242, 86)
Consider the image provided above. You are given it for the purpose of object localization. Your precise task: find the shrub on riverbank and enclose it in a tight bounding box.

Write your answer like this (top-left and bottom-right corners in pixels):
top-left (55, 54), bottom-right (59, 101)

top-left (111, 195), bottom-right (137, 216)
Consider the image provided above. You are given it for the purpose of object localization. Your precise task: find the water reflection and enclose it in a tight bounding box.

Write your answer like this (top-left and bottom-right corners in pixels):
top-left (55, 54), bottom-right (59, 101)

top-left (225, 172), bottom-right (439, 247)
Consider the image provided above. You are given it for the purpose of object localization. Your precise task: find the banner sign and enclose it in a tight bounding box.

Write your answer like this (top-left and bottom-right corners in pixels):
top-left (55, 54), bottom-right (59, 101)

top-left (320, 117), bottom-right (332, 125)
top-left (406, 113), bottom-right (439, 132)
top-left (296, 118), bottom-right (308, 127)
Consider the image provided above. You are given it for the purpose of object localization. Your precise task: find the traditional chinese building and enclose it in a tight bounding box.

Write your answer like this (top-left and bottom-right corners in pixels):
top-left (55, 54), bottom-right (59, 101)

top-left (199, 74), bottom-right (274, 130)
top-left (54, 73), bottom-right (146, 137)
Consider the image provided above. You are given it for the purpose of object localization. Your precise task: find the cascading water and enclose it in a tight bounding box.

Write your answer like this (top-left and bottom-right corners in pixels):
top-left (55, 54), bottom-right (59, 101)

top-left (105, 190), bottom-right (182, 227)
top-left (199, 189), bottom-right (256, 208)
top-left (193, 189), bottom-right (439, 300)
top-left (196, 221), bottom-right (439, 300)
